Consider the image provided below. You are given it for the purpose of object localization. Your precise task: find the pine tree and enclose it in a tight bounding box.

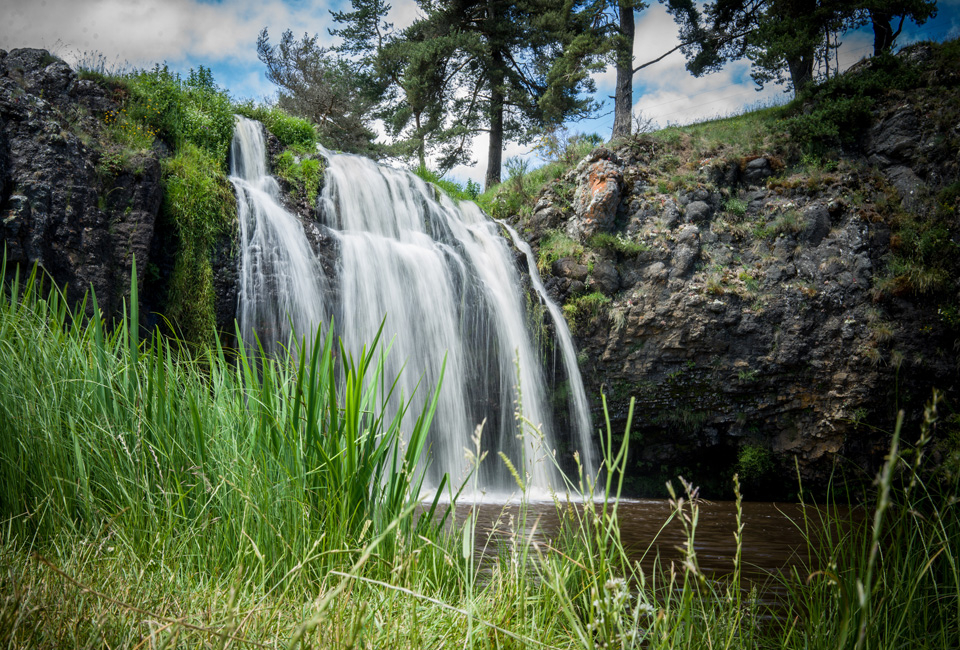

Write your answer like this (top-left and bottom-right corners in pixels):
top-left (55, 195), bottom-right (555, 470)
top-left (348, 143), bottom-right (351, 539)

top-left (256, 29), bottom-right (379, 155)
top-left (545, 0), bottom-right (649, 140)
top-left (666, 0), bottom-right (848, 94)
top-left (398, 0), bottom-right (599, 189)
top-left (857, 0), bottom-right (937, 55)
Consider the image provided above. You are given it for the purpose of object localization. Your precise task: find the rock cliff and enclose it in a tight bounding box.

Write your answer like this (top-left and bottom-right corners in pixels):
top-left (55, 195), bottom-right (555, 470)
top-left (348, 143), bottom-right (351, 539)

top-left (512, 42), bottom-right (960, 497)
top-left (0, 48), bottom-right (163, 321)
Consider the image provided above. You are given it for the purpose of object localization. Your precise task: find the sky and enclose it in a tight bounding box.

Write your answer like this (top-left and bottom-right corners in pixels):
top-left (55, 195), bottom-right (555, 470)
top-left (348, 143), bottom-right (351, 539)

top-left (3, 0), bottom-right (959, 184)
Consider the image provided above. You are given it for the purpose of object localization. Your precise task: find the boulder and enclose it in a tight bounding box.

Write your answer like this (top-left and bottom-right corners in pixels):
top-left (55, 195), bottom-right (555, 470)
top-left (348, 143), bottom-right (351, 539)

top-left (568, 153), bottom-right (623, 241)
top-left (743, 157), bottom-right (773, 186)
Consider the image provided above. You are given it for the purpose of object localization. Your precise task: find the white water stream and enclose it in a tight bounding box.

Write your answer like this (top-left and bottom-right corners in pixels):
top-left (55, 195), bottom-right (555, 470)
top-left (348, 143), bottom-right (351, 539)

top-left (230, 116), bottom-right (596, 495)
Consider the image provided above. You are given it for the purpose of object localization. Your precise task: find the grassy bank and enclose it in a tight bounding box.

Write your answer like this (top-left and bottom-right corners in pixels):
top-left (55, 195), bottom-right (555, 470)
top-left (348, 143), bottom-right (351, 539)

top-left (0, 262), bottom-right (957, 648)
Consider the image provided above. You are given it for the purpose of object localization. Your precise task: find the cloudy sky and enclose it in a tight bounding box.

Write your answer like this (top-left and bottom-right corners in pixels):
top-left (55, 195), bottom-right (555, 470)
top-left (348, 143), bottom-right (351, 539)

top-left (3, 0), bottom-right (959, 183)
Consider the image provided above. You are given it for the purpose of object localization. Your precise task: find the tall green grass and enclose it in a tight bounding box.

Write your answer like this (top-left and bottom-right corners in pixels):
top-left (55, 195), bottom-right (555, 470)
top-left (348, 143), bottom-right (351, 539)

top-left (0, 256), bottom-right (445, 584)
top-left (0, 258), bottom-right (957, 648)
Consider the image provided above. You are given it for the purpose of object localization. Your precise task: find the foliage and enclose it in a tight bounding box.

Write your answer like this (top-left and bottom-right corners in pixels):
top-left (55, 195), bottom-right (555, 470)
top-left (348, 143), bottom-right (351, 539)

top-left (537, 230), bottom-right (585, 272)
top-left (0, 259), bottom-right (445, 578)
top-left (736, 443), bottom-right (774, 482)
top-left (753, 208), bottom-right (806, 239)
top-left (724, 196), bottom-right (748, 217)
top-left (160, 144), bottom-right (236, 344)
top-left (69, 60), bottom-right (238, 344)
top-left (0, 274), bottom-right (958, 649)
top-left (126, 64), bottom-right (235, 165)
top-left (783, 51), bottom-right (919, 154)
top-left (876, 207), bottom-right (957, 297)
top-left (367, 0), bottom-right (601, 188)
top-left (412, 165), bottom-right (479, 202)
top-left (563, 291), bottom-right (611, 332)
top-left (666, 0), bottom-right (934, 97)
top-left (589, 231), bottom-right (648, 256)
top-left (234, 102), bottom-right (318, 149)
top-left (257, 28), bottom-right (379, 156)
top-left (535, 126), bottom-right (604, 166)
top-left (274, 147), bottom-right (325, 206)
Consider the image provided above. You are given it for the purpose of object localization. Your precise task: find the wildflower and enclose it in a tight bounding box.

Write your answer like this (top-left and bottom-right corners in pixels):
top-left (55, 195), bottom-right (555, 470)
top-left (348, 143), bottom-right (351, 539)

top-left (638, 601), bottom-right (656, 616)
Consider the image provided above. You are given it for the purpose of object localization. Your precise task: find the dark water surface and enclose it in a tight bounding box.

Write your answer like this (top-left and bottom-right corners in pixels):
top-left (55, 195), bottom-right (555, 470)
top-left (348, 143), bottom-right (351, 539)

top-left (451, 498), bottom-right (854, 586)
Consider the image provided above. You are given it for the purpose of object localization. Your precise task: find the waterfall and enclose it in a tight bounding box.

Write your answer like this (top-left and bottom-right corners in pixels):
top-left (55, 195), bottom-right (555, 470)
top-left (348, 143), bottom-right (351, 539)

top-left (231, 118), bottom-right (327, 349)
top-left (230, 115), bottom-right (596, 496)
top-left (500, 222), bottom-right (597, 476)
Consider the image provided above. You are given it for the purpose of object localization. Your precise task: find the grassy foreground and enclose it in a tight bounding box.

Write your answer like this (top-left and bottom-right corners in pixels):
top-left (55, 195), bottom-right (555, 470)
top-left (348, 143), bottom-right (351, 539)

top-left (0, 261), bottom-right (958, 649)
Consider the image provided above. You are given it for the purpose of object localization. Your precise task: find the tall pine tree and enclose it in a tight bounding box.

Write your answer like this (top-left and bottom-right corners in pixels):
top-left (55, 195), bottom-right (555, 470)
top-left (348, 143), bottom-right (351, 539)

top-left (400, 0), bottom-right (599, 188)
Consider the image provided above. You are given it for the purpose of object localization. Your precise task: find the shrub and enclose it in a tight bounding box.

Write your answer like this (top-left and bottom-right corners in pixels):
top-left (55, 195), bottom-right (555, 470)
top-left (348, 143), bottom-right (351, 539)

top-left (126, 64), bottom-right (235, 165)
top-left (235, 102), bottom-right (318, 150)
top-left (783, 52), bottom-right (919, 154)
top-left (736, 444), bottom-right (774, 483)
top-left (275, 148), bottom-right (325, 205)
top-left (724, 197), bottom-right (748, 218)
top-left (588, 232), bottom-right (648, 257)
top-left (877, 201), bottom-right (959, 298)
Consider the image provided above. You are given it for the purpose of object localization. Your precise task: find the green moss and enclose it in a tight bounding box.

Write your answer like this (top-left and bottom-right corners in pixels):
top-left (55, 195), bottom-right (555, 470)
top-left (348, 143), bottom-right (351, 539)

top-left (161, 143), bottom-right (236, 344)
top-left (736, 444), bottom-right (775, 483)
top-left (562, 291), bottom-right (610, 333)
top-left (652, 407), bottom-right (710, 434)
top-left (274, 148), bottom-right (325, 206)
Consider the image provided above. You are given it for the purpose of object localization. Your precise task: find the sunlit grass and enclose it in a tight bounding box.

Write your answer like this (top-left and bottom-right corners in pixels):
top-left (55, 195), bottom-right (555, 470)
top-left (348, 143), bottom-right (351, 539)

top-left (0, 259), bottom-right (957, 649)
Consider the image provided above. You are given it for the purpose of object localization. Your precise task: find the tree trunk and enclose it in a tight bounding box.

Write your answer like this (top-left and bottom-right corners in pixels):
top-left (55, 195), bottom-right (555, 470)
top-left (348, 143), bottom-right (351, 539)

top-left (485, 61), bottom-right (505, 190)
top-left (870, 9), bottom-right (896, 55)
top-left (415, 112), bottom-right (426, 169)
top-left (788, 53), bottom-right (814, 95)
top-left (611, 1), bottom-right (635, 140)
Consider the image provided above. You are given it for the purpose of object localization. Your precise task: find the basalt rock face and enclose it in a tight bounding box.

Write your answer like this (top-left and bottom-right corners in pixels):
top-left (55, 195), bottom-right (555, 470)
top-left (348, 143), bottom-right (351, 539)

top-left (518, 46), bottom-right (960, 498)
top-left (0, 48), bottom-right (163, 321)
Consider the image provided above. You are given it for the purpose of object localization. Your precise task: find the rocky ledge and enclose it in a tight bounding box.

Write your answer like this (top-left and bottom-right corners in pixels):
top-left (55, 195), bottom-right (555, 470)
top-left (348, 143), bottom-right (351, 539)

top-left (514, 43), bottom-right (960, 498)
top-left (0, 48), bottom-right (163, 321)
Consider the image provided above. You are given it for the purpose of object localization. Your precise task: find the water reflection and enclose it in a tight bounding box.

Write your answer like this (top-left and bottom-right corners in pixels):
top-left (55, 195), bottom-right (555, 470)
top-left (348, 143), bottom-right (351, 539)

top-left (449, 498), bottom-right (855, 585)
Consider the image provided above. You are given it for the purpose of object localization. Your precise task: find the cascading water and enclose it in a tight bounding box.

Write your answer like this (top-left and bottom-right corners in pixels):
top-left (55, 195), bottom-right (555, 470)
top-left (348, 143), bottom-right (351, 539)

top-left (231, 117), bottom-right (327, 349)
top-left (501, 222), bottom-right (596, 476)
top-left (230, 115), bottom-right (596, 495)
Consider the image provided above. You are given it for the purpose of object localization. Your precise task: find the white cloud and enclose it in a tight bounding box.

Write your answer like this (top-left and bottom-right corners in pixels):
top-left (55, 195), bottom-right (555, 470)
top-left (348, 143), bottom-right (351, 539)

top-left (0, 0), bottom-right (340, 72)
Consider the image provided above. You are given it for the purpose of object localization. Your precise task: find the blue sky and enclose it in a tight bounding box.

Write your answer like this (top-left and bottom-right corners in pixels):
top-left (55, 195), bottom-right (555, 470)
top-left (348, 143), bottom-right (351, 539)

top-left (3, 0), bottom-right (959, 184)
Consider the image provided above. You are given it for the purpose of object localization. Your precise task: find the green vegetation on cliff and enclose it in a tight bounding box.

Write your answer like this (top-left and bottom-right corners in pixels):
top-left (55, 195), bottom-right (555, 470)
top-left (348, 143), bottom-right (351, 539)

top-left (160, 143), bottom-right (235, 342)
top-left (78, 63), bottom-right (240, 343)
top-left (77, 62), bottom-right (330, 345)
